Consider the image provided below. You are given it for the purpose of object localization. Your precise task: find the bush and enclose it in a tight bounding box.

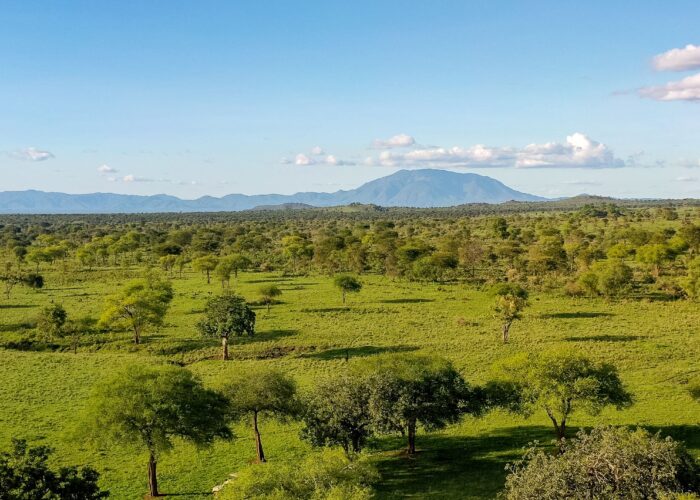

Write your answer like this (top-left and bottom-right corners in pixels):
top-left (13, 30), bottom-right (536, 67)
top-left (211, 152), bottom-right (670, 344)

top-left (503, 426), bottom-right (700, 499)
top-left (217, 449), bottom-right (378, 499)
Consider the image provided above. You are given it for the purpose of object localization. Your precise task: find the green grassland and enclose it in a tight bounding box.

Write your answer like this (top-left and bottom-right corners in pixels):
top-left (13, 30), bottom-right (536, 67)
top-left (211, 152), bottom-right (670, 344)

top-left (0, 267), bottom-right (698, 498)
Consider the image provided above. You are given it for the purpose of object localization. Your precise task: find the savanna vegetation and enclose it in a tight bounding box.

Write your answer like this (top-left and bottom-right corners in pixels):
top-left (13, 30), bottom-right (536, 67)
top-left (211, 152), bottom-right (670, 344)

top-left (0, 200), bottom-right (698, 498)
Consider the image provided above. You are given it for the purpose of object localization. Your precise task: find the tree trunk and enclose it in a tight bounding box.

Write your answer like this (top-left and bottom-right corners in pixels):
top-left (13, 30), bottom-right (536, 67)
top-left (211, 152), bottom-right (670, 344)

top-left (502, 322), bottom-right (511, 343)
top-left (148, 452), bottom-right (159, 497)
top-left (133, 325), bottom-right (141, 345)
top-left (342, 291), bottom-right (346, 305)
top-left (267, 301), bottom-right (271, 313)
top-left (407, 419), bottom-right (417, 455)
top-left (222, 336), bottom-right (229, 361)
top-left (351, 433), bottom-right (361, 453)
top-left (253, 411), bottom-right (266, 463)
top-left (206, 269), bottom-right (211, 284)
top-left (546, 407), bottom-right (567, 452)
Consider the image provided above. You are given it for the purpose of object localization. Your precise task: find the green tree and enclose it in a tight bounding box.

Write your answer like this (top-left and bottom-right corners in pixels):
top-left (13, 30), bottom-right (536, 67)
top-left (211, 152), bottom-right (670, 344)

top-left (258, 284), bottom-right (282, 313)
top-left (192, 255), bottom-right (219, 284)
top-left (302, 371), bottom-right (373, 453)
top-left (494, 351), bottom-right (633, 443)
top-left (364, 354), bottom-right (471, 455)
top-left (334, 275), bottom-right (362, 305)
top-left (492, 283), bottom-right (529, 343)
top-left (636, 243), bottom-right (671, 278)
top-left (0, 438), bottom-right (108, 499)
top-left (597, 259), bottom-right (634, 298)
top-left (99, 273), bottom-right (174, 344)
top-left (220, 367), bottom-right (298, 462)
top-left (682, 256), bottom-right (700, 299)
top-left (81, 364), bottom-right (231, 498)
top-left (36, 303), bottom-right (67, 342)
top-left (503, 427), bottom-right (700, 499)
top-left (197, 294), bottom-right (255, 360)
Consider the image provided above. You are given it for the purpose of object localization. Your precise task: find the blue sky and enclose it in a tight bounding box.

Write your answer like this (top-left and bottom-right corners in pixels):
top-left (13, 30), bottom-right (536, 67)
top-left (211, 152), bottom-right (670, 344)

top-left (2, 1), bottom-right (700, 199)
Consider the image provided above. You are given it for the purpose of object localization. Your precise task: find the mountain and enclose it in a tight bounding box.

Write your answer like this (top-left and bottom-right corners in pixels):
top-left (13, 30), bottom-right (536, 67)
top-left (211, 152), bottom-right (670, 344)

top-left (0, 169), bottom-right (544, 214)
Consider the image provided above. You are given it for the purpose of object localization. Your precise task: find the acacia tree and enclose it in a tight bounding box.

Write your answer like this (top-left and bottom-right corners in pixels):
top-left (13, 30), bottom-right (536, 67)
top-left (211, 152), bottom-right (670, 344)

top-left (220, 367), bottom-right (298, 462)
top-left (192, 255), bottom-right (219, 285)
top-left (334, 275), bottom-right (362, 305)
top-left (99, 273), bottom-right (173, 345)
top-left (82, 364), bottom-right (231, 498)
top-left (364, 353), bottom-right (471, 455)
top-left (494, 352), bottom-right (633, 445)
top-left (0, 439), bottom-right (108, 499)
top-left (492, 283), bottom-right (528, 343)
top-left (301, 371), bottom-right (374, 454)
top-left (36, 303), bottom-right (67, 342)
top-left (258, 284), bottom-right (282, 313)
top-left (197, 293), bottom-right (255, 361)
top-left (504, 427), bottom-right (700, 499)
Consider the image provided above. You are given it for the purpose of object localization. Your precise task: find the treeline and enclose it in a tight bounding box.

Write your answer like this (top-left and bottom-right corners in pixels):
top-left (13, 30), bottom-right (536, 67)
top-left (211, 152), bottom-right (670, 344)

top-left (2, 204), bottom-right (700, 301)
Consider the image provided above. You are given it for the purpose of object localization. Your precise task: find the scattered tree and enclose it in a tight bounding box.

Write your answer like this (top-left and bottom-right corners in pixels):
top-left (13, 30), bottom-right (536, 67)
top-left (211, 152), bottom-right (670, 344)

top-left (36, 303), bottom-right (68, 342)
top-left (258, 284), bottom-right (282, 313)
top-left (492, 283), bottom-right (528, 343)
top-left (82, 364), bottom-right (231, 498)
top-left (192, 255), bottom-right (219, 285)
top-left (99, 272), bottom-right (174, 344)
top-left (334, 275), bottom-right (362, 305)
top-left (220, 367), bottom-right (298, 462)
top-left (494, 351), bottom-right (633, 444)
top-left (197, 293), bottom-right (255, 360)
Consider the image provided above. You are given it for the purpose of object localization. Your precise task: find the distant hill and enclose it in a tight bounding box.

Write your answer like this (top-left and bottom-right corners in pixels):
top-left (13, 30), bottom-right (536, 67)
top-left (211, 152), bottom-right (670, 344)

top-left (0, 169), bottom-right (544, 214)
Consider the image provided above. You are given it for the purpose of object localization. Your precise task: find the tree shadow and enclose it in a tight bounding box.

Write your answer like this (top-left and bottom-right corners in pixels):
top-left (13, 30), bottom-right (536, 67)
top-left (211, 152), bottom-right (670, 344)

top-left (152, 338), bottom-right (219, 356)
top-left (372, 425), bottom-right (560, 499)
top-left (0, 304), bottom-right (36, 309)
top-left (302, 345), bottom-right (418, 361)
top-left (379, 298), bottom-right (435, 304)
top-left (301, 307), bottom-right (351, 313)
top-left (541, 312), bottom-right (614, 319)
top-left (240, 328), bottom-right (298, 343)
top-left (564, 334), bottom-right (644, 342)
top-left (245, 277), bottom-right (295, 284)
top-left (0, 322), bottom-right (34, 332)
top-left (641, 424), bottom-right (700, 450)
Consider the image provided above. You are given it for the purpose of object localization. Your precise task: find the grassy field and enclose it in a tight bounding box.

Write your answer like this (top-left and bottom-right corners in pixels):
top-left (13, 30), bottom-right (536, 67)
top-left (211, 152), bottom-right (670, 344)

top-left (0, 269), bottom-right (698, 498)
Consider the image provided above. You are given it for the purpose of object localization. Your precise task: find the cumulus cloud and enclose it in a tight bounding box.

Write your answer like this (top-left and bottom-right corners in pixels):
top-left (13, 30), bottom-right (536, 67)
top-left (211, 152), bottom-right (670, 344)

top-left (284, 150), bottom-right (355, 166)
top-left (653, 44), bottom-right (700, 71)
top-left (295, 153), bottom-right (314, 166)
top-left (97, 164), bottom-right (117, 174)
top-left (310, 146), bottom-right (325, 155)
top-left (639, 73), bottom-right (700, 101)
top-left (11, 147), bottom-right (54, 161)
top-left (371, 133), bottom-right (623, 169)
top-left (371, 133), bottom-right (416, 149)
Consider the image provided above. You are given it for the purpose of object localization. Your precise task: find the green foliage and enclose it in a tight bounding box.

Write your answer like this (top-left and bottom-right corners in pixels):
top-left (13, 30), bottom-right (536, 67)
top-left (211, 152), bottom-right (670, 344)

top-left (494, 351), bottom-right (633, 440)
top-left (301, 371), bottom-right (373, 453)
top-left (333, 274), bottom-right (362, 304)
top-left (504, 427), bottom-right (700, 499)
top-left (682, 257), bottom-right (700, 299)
top-left (258, 284), bottom-right (282, 312)
top-left (98, 272), bottom-right (173, 344)
top-left (0, 438), bottom-right (108, 499)
top-left (81, 364), bottom-right (231, 496)
top-left (218, 448), bottom-right (378, 500)
top-left (36, 303), bottom-right (67, 341)
top-left (219, 366), bottom-right (298, 462)
top-left (362, 353), bottom-right (469, 454)
top-left (197, 293), bottom-right (255, 360)
top-left (192, 255), bottom-right (219, 284)
top-left (491, 283), bottom-right (528, 342)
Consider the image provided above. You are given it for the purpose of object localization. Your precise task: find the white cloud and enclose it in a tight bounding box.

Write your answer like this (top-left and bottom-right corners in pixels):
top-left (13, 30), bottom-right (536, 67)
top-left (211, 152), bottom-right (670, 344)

top-left (310, 146), bottom-right (325, 155)
top-left (11, 147), bottom-right (54, 161)
top-left (372, 133), bottom-right (623, 169)
top-left (325, 154), bottom-right (355, 166)
top-left (676, 176), bottom-right (698, 182)
top-left (653, 44), bottom-right (700, 71)
top-left (371, 133), bottom-right (416, 149)
top-left (639, 72), bottom-right (700, 101)
top-left (97, 164), bottom-right (117, 174)
top-left (122, 174), bottom-right (154, 182)
top-left (295, 153), bottom-right (314, 166)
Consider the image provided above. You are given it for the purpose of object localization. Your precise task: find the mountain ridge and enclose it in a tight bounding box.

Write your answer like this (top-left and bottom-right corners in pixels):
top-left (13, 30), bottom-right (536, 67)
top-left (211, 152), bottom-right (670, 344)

top-left (0, 169), bottom-right (544, 214)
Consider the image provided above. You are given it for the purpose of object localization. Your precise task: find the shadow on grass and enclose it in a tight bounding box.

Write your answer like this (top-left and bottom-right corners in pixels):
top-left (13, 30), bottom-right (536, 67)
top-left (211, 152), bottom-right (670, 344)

top-left (541, 312), bottom-right (614, 319)
top-left (372, 425), bottom-right (560, 499)
top-left (0, 304), bottom-right (36, 309)
top-left (301, 307), bottom-right (351, 313)
top-left (564, 334), bottom-right (644, 342)
top-left (245, 277), bottom-right (295, 284)
top-left (643, 424), bottom-right (700, 451)
top-left (379, 298), bottom-right (435, 304)
top-left (302, 345), bottom-right (418, 361)
top-left (0, 322), bottom-right (34, 333)
top-left (241, 328), bottom-right (298, 343)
